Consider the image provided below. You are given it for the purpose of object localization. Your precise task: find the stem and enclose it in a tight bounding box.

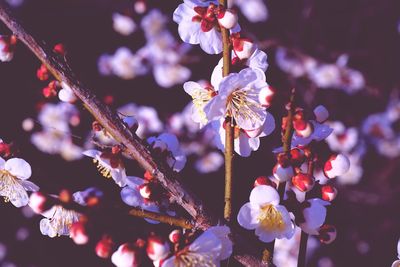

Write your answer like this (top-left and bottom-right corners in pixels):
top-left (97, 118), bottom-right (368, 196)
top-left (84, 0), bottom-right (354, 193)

top-left (128, 208), bottom-right (193, 229)
top-left (224, 119), bottom-right (234, 221)
top-left (219, 0), bottom-right (234, 222)
top-left (297, 153), bottom-right (314, 267)
top-left (269, 88), bottom-right (296, 258)
top-left (297, 230), bottom-right (308, 267)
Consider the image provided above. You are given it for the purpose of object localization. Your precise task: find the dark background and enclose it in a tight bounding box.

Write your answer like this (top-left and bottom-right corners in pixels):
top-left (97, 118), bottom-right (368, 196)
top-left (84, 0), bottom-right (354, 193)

top-left (0, 0), bottom-right (400, 266)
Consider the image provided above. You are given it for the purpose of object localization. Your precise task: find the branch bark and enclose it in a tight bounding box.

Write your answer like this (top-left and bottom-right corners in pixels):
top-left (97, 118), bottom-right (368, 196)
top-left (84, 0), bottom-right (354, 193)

top-left (0, 3), bottom-right (267, 266)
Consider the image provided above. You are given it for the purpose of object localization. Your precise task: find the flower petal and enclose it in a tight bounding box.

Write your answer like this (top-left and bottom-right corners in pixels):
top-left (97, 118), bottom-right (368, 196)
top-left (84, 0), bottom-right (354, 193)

top-left (208, 226), bottom-right (233, 260)
top-left (249, 185), bottom-right (280, 206)
top-left (237, 202), bottom-right (260, 230)
top-left (5, 158), bottom-right (32, 180)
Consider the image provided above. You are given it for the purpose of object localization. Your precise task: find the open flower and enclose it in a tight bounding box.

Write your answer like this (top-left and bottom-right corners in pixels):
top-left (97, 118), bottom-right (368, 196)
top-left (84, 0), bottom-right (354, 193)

top-left (204, 68), bottom-right (270, 131)
top-left (173, 0), bottom-right (240, 54)
top-left (162, 226), bottom-right (232, 267)
top-left (0, 157), bottom-right (39, 207)
top-left (39, 205), bottom-right (80, 238)
top-left (211, 112), bottom-right (275, 157)
top-left (83, 149), bottom-right (127, 187)
top-left (237, 185), bottom-right (295, 242)
top-left (183, 80), bottom-right (217, 127)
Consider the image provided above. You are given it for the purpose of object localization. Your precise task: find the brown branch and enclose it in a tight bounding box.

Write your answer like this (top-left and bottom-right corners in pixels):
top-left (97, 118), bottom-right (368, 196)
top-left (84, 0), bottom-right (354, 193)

top-left (219, 0), bottom-right (235, 223)
top-left (0, 3), bottom-right (214, 230)
top-left (128, 207), bottom-right (193, 230)
top-left (0, 4), bottom-right (268, 266)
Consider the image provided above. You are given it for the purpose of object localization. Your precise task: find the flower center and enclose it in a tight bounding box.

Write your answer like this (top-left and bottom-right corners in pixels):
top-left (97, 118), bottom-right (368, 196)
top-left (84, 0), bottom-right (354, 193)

top-left (226, 88), bottom-right (264, 127)
top-left (192, 5), bottom-right (219, 32)
top-left (175, 249), bottom-right (216, 267)
top-left (48, 206), bottom-right (78, 237)
top-left (0, 170), bottom-right (19, 202)
top-left (257, 204), bottom-right (286, 232)
top-left (191, 88), bottom-right (216, 124)
top-left (93, 159), bottom-right (112, 179)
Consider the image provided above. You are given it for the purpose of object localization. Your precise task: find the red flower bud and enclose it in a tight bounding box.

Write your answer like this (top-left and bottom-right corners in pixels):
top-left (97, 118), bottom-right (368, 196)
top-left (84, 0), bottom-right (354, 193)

top-left (292, 173), bottom-right (315, 192)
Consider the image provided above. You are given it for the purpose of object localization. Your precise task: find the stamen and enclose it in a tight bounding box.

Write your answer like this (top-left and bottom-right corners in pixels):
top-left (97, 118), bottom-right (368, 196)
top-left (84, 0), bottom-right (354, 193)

top-left (93, 159), bottom-right (112, 179)
top-left (226, 88), bottom-right (264, 127)
top-left (257, 204), bottom-right (286, 231)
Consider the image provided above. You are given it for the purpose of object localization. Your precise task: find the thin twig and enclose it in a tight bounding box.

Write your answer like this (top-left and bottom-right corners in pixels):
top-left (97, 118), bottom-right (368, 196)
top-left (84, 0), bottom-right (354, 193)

top-left (128, 208), bottom-right (193, 229)
top-left (219, 0), bottom-right (234, 222)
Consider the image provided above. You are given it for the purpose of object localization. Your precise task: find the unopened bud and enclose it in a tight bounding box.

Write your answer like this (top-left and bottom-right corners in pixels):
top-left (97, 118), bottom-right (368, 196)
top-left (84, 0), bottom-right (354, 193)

top-left (324, 154), bottom-right (350, 179)
top-left (321, 185), bottom-right (338, 201)
top-left (273, 163), bottom-right (294, 182)
top-left (146, 236), bottom-right (170, 261)
top-left (318, 225), bottom-right (337, 244)
top-left (292, 173), bottom-right (315, 192)
top-left (95, 236), bottom-right (114, 259)
top-left (258, 86), bottom-right (275, 107)
top-left (168, 229), bottom-right (181, 244)
top-left (70, 221), bottom-right (89, 245)
top-left (217, 9), bottom-right (238, 29)
top-left (253, 176), bottom-right (276, 188)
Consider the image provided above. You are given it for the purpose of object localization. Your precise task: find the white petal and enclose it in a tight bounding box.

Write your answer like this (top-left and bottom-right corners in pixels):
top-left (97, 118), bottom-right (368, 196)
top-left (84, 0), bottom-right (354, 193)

top-left (301, 199), bottom-right (329, 235)
top-left (259, 112), bottom-right (275, 137)
top-left (20, 180), bottom-right (39, 192)
top-left (5, 158), bottom-right (32, 180)
top-left (40, 218), bottom-right (57, 238)
top-left (120, 187), bottom-right (143, 207)
top-left (125, 176), bottom-right (145, 188)
top-left (237, 203), bottom-right (260, 230)
top-left (82, 149), bottom-right (101, 158)
top-left (0, 156), bottom-right (5, 169)
top-left (392, 260), bottom-right (400, 267)
top-left (249, 185), bottom-right (280, 206)
top-left (189, 230), bottom-right (222, 259)
top-left (200, 29), bottom-right (223, 54)
top-left (111, 168), bottom-right (127, 187)
top-left (208, 226), bottom-right (232, 260)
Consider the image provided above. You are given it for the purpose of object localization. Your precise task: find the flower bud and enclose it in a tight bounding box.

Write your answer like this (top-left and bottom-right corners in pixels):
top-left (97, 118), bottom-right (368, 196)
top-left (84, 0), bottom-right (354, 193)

top-left (273, 163), bottom-right (294, 182)
top-left (53, 43), bottom-right (66, 55)
top-left (95, 236), bottom-right (114, 259)
top-left (29, 192), bottom-right (51, 214)
top-left (139, 184), bottom-right (152, 199)
top-left (217, 9), bottom-right (238, 29)
top-left (318, 224), bottom-right (337, 244)
top-left (314, 105), bottom-right (329, 123)
top-left (232, 37), bottom-right (257, 60)
top-left (36, 64), bottom-right (49, 81)
top-left (321, 185), bottom-right (338, 201)
top-left (253, 176), bottom-right (276, 188)
top-left (144, 170), bottom-right (154, 181)
top-left (290, 148), bottom-right (306, 166)
top-left (134, 0), bottom-right (147, 14)
top-left (324, 154), bottom-right (350, 179)
top-left (111, 243), bottom-right (140, 267)
top-left (292, 173), bottom-right (315, 192)
top-left (0, 35), bottom-right (15, 62)
top-left (146, 236), bottom-right (170, 261)
top-left (70, 221), bottom-right (89, 245)
top-left (294, 120), bottom-right (313, 138)
top-left (168, 229), bottom-right (181, 244)
top-left (258, 86), bottom-right (275, 107)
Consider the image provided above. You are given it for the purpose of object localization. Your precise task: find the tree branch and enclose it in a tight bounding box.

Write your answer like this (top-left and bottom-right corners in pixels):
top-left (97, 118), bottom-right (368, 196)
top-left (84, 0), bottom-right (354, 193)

top-left (0, 4), bottom-right (268, 266)
top-left (128, 208), bottom-right (193, 230)
top-left (0, 3), bottom-right (214, 230)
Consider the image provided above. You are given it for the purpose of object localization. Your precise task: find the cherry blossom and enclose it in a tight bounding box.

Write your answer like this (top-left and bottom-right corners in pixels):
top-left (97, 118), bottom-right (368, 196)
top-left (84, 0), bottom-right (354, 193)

top-left (173, 0), bottom-right (240, 54)
top-left (204, 67), bottom-right (271, 131)
top-left (112, 13), bottom-right (137, 36)
top-left (83, 149), bottom-right (127, 187)
top-left (0, 157), bottom-right (39, 207)
top-left (237, 185), bottom-right (295, 242)
top-left (38, 205), bottom-right (80, 238)
top-left (161, 226), bottom-right (232, 267)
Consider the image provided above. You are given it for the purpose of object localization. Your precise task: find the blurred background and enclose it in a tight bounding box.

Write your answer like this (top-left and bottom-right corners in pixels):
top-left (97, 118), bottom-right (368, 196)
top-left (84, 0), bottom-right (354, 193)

top-left (0, 0), bottom-right (400, 266)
